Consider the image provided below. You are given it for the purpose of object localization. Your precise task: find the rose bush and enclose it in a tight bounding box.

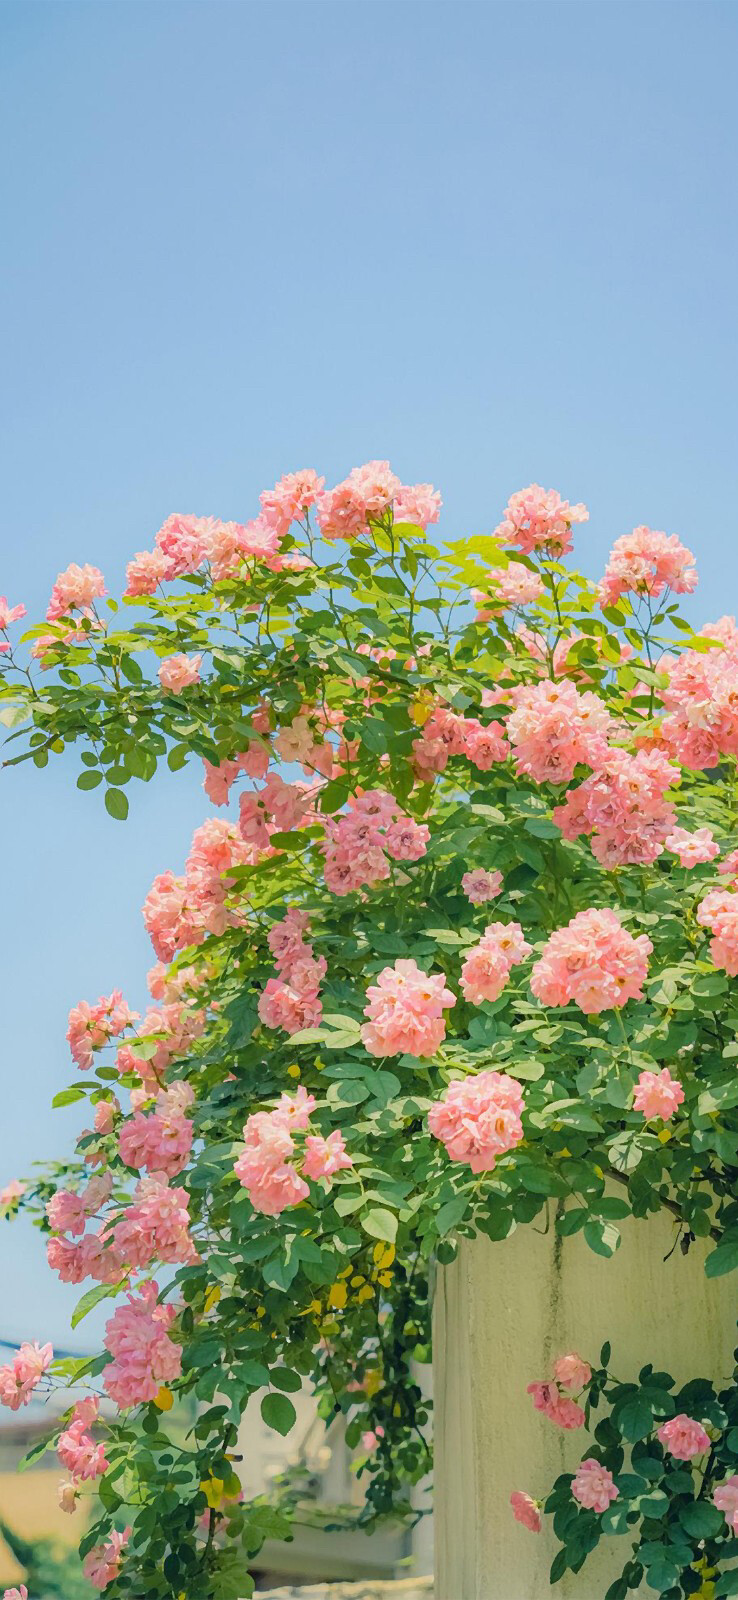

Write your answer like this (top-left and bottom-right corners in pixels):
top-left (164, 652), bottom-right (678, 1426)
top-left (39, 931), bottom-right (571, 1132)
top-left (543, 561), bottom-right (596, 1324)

top-left (1, 466), bottom-right (738, 1596)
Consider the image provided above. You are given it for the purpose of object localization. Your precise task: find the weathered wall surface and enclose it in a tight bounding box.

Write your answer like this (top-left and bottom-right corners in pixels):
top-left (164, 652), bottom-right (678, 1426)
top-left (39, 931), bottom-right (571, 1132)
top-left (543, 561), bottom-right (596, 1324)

top-left (255, 1580), bottom-right (433, 1599)
top-left (434, 1210), bottom-right (738, 1600)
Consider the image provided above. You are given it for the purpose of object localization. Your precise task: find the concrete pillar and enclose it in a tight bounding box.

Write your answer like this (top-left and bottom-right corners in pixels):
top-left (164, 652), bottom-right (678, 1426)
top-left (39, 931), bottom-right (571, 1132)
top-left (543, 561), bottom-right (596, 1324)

top-left (433, 1211), bottom-right (737, 1600)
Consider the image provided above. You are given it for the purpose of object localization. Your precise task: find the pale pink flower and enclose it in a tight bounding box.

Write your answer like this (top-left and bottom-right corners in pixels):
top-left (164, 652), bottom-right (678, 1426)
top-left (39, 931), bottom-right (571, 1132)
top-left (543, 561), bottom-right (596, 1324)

top-left (459, 922), bottom-right (531, 1005)
top-left (158, 654), bottom-right (202, 693)
top-left (0, 1180), bottom-right (25, 1208)
top-left (3, 1588), bottom-right (28, 1600)
top-left (429, 1070), bottom-right (524, 1173)
top-left (154, 512), bottom-right (213, 575)
top-left (659, 616), bottom-right (738, 770)
top-left (507, 679), bottom-right (612, 786)
top-left (66, 990), bottom-right (138, 1071)
top-left (526, 1381), bottom-right (585, 1430)
top-left (47, 563), bottom-right (106, 621)
top-left (361, 959), bottom-right (456, 1058)
top-left (103, 1283), bottom-right (181, 1409)
top-left (495, 484), bottom-right (588, 557)
top-left (361, 1425), bottom-right (385, 1451)
top-left (58, 1397), bottom-right (108, 1481)
top-left (714, 1475), bottom-right (738, 1534)
top-left (530, 908), bottom-right (652, 1015)
top-left (259, 468), bottom-right (325, 533)
top-left (0, 1340), bottom-right (53, 1410)
top-left (598, 526), bottom-right (697, 607)
top-left (510, 1491), bottom-right (541, 1533)
top-left (392, 483), bottom-right (442, 527)
top-left (633, 1068), bottom-right (684, 1121)
top-left (697, 887), bottom-right (738, 976)
top-left (303, 1131), bottom-right (353, 1181)
top-left (553, 1353), bottom-right (592, 1392)
top-left (718, 848), bottom-right (738, 882)
top-left (473, 563), bottom-right (544, 618)
top-left (58, 1481), bottom-right (78, 1513)
top-left (571, 1459), bottom-right (618, 1513)
top-left (112, 1175), bottom-right (197, 1269)
top-left (657, 1413), bottom-right (710, 1460)
top-left (0, 597), bottom-right (26, 631)
top-left (125, 548), bottom-right (170, 596)
top-left (665, 826), bottom-right (719, 867)
top-left (317, 460), bottom-right (401, 541)
top-left (83, 1527), bottom-right (130, 1590)
top-left (462, 869), bottom-right (503, 904)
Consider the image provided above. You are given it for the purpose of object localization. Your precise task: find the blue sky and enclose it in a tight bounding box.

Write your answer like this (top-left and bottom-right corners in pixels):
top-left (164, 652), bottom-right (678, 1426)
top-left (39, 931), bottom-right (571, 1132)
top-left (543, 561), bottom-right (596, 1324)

top-left (1, 0), bottom-right (736, 1350)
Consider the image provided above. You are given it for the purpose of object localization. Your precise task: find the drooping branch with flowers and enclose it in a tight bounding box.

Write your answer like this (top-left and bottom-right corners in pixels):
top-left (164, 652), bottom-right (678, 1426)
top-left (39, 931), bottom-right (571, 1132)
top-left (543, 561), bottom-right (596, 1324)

top-left (2, 467), bottom-right (738, 1597)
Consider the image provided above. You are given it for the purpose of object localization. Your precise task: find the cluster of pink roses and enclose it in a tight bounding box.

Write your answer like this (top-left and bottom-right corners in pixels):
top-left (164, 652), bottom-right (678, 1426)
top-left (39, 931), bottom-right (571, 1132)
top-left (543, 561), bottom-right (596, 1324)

top-left (471, 560), bottom-right (544, 619)
top-left (143, 816), bottom-right (265, 961)
top-left (103, 1281), bottom-right (182, 1409)
top-left (0, 1340), bottom-right (53, 1411)
top-left (234, 1088), bottom-right (352, 1216)
top-left (597, 525), bottom-right (697, 607)
top-left (553, 748), bottom-right (679, 869)
top-left (67, 989), bottom-right (138, 1072)
top-left (527, 1351), bottom-right (591, 1431)
top-left (315, 460), bottom-right (441, 542)
top-left (494, 484), bottom-right (589, 557)
top-left (697, 886), bottom-right (738, 976)
top-left (659, 615), bottom-right (738, 770)
top-left (57, 1395), bottom-right (108, 1484)
top-left (530, 907), bottom-right (652, 1015)
top-left (83, 1527), bottom-right (131, 1592)
top-left (428, 1070), bottom-right (524, 1173)
top-left (258, 909), bottom-right (326, 1035)
top-left (714, 1475), bottom-right (738, 1534)
top-left (411, 705), bottom-right (509, 781)
top-left (118, 1080), bottom-right (195, 1178)
top-left (506, 679), bottom-right (613, 786)
top-left (361, 959), bottom-right (456, 1059)
top-left (459, 922), bottom-right (531, 1004)
top-left (322, 789), bottom-right (429, 896)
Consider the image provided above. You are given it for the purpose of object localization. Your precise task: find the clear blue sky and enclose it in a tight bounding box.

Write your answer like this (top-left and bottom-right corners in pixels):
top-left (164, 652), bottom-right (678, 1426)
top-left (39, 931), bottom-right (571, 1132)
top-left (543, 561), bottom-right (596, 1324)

top-left (1, 0), bottom-right (736, 1350)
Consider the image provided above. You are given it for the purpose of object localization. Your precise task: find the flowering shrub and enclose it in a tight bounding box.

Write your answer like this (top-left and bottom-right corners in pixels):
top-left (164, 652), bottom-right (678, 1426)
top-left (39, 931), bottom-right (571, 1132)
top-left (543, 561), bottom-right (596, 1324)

top-left (2, 467), bottom-right (738, 1595)
top-left (514, 1340), bottom-right (738, 1599)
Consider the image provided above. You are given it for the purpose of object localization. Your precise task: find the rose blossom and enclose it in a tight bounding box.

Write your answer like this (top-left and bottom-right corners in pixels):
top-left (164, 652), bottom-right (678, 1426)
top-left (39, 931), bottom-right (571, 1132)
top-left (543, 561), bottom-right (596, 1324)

top-left (361, 959), bottom-right (456, 1058)
top-left (554, 1353), bottom-right (592, 1392)
top-left (633, 1068), bottom-right (684, 1121)
top-left (462, 869), bottom-right (503, 904)
top-left (714, 1475), bottom-right (738, 1534)
top-left (530, 908), bottom-right (652, 1015)
top-left (158, 654), bottom-right (202, 692)
top-left (571, 1458), bottom-right (619, 1513)
top-left (510, 1491), bottom-right (541, 1533)
top-left (429, 1071), bottom-right (524, 1173)
top-left (657, 1413), bottom-right (710, 1460)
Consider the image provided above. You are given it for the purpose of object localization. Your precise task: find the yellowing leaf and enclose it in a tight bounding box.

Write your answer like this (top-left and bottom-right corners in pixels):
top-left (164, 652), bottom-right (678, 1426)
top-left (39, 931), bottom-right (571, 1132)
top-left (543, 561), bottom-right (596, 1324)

top-left (204, 1285), bottom-right (221, 1313)
top-left (328, 1282), bottom-right (347, 1309)
top-left (154, 1386), bottom-right (173, 1411)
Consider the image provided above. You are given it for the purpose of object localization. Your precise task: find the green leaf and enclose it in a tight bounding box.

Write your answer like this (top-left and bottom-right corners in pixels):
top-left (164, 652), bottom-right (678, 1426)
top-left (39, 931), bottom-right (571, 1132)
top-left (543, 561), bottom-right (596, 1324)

top-left (270, 1367), bottom-right (303, 1393)
top-left (584, 1220), bottom-right (621, 1259)
top-left (104, 787), bottom-right (129, 821)
top-left (679, 1499), bottom-right (724, 1538)
top-left (715, 1571), bottom-right (738, 1597)
top-left (436, 1196), bottom-right (470, 1236)
top-left (77, 769), bottom-right (103, 790)
top-left (705, 1239), bottom-right (738, 1278)
top-left (72, 1281), bottom-right (121, 1328)
top-left (616, 1395), bottom-right (654, 1441)
top-left (361, 1207), bottom-right (398, 1244)
top-left (260, 1392), bottom-right (296, 1436)
top-left (52, 1086), bottom-right (87, 1108)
